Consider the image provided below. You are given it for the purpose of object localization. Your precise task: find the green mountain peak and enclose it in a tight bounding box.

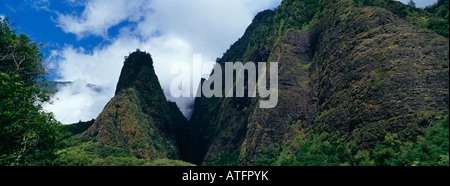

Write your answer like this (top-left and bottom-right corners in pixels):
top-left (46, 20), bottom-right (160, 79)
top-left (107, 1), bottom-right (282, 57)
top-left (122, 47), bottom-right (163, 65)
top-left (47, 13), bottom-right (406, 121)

top-left (82, 50), bottom-right (188, 160)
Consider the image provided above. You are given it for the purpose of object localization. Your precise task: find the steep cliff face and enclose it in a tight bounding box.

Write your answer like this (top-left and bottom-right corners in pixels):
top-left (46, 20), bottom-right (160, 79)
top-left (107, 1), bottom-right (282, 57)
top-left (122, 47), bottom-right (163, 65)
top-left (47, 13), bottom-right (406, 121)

top-left (83, 51), bottom-right (188, 160)
top-left (187, 10), bottom-right (279, 165)
top-left (308, 0), bottom-right (448, 146)
top-left (243, 0), bottom-right (449, 165)
top-left (72, 0), bottom-right (448, 166)
top-left (189, 0), bottom-right (449, 165)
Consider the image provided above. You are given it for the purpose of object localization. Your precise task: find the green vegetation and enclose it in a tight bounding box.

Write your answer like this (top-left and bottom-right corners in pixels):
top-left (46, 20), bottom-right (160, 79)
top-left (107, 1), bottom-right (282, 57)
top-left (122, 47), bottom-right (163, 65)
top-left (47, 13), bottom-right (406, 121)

top-left (66, 119), bottom-right (95, 135)
top-left (0, 18), bottom-right (47, 85)
top-left (254, 115), bottom-right (449, 166)
top-left (425, 0), bottom-right (449, 20)
top-left (190, 0), bottom-right (449, 166)
top-left (0, 74), bottom-right (68, 166)
top-left (353, 0), bottom-right (449, 37)
top-left (203, 151), bottom-right (240, 166)
top-left (424, 0), bottom-right (449, 37)
top-left (0, 18), bottom-right (68, 166)
top-left (2, 0), bottom-right (449, 166)
top-left (273, 0), bottom-right (322, 31)
top-left (82, 51), bottom-right (188, 161)
top-left (1, 18), bottom-right (193, 166)
top-left (54, 134), bottom-right (195, 166)
top-left (218, 9), bottom-right (276, 64)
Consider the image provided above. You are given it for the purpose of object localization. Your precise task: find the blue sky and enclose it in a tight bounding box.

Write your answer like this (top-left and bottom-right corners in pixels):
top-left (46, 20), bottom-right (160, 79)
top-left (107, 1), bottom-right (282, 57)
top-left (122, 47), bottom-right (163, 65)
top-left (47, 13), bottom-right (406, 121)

top-left (0, 0), bottom-right (110, 79)
top-left (0, 0), bottom-right (439, 123)
top-left (1, 0), bottom-right (283, 123)
top-left (1, 0), bottom-right (437, 80)
top-left (397, 0), bottom-right (439, 7)
top-left (1, 1), bottom-right (97, 49)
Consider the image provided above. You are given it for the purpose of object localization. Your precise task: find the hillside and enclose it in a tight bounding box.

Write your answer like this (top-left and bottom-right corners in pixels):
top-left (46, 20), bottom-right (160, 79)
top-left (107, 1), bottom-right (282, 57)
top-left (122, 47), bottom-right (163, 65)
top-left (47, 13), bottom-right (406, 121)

top-left (54, 51), bottom-right (192, 165)
top-left (53, 0), bottom-right (449, 166)
top-left (82, 50), bottom-right (190, 160)
top-left (187, 0), bottom-right (449, 166)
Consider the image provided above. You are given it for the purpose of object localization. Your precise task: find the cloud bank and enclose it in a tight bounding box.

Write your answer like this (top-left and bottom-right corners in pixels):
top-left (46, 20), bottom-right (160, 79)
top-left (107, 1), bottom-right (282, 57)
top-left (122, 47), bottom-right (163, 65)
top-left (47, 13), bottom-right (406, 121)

top-left (45, 0), bottom-right (282, 124)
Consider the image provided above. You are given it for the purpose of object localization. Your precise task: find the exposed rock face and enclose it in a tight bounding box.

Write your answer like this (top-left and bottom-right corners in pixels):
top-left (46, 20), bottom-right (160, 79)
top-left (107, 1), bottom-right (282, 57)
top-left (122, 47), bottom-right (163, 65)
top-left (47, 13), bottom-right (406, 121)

top-left (79, 0), bottom-right (448, 166)
top-left (186, 10), bottom-right (279, 165)
top-left (188, 0), bottom-right (449, 165)
top-left (240, 29), bottom-right (316, 165)
top-left (83, 51), bottom-right (188, 160)
top-left (309, 3), bottom-right (449, 150)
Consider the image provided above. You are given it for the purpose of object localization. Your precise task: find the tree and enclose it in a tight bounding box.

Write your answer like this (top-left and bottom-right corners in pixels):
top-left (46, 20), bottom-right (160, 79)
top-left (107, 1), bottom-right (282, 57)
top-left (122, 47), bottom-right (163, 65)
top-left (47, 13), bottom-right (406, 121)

top-left (0, 74), bottom-right (68, 165)
top-left (0, 17), bottom-right (47, 86)
top-left (0, 18), bottom-right (67, 166)
top-left (408, 0), bottom-right (416, 8)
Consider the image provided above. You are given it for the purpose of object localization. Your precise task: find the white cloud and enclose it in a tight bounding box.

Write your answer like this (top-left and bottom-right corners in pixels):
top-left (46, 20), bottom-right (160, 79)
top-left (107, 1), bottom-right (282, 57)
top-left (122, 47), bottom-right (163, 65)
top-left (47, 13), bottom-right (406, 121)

top-left (47, 0), bottom-right (282, 124)
top-left (49, 33), bottom-right (196, 123)
top-left (142, 0), bottom-right (281, 56)
top-left (31, 0), bottom-right (51, 11)
top-left (0, 14), bottom-right (5, 20)
top-left (43, 79), bottom-right (112, 123)
top-left (56, 0), bottom-right (151, 39)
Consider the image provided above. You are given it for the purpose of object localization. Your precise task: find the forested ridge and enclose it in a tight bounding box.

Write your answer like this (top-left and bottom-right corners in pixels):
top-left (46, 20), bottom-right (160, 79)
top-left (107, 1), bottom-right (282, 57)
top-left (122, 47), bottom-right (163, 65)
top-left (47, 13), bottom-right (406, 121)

top-left (1, 0), bottom-right (448, 166)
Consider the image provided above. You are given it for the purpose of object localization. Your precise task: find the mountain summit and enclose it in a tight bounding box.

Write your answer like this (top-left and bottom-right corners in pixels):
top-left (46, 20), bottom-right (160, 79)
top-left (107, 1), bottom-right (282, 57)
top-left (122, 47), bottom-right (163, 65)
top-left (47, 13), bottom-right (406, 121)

top-left (65, 0), bottom-right (448, 166)
top-left (83, 51), bottom-right (188, 160)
